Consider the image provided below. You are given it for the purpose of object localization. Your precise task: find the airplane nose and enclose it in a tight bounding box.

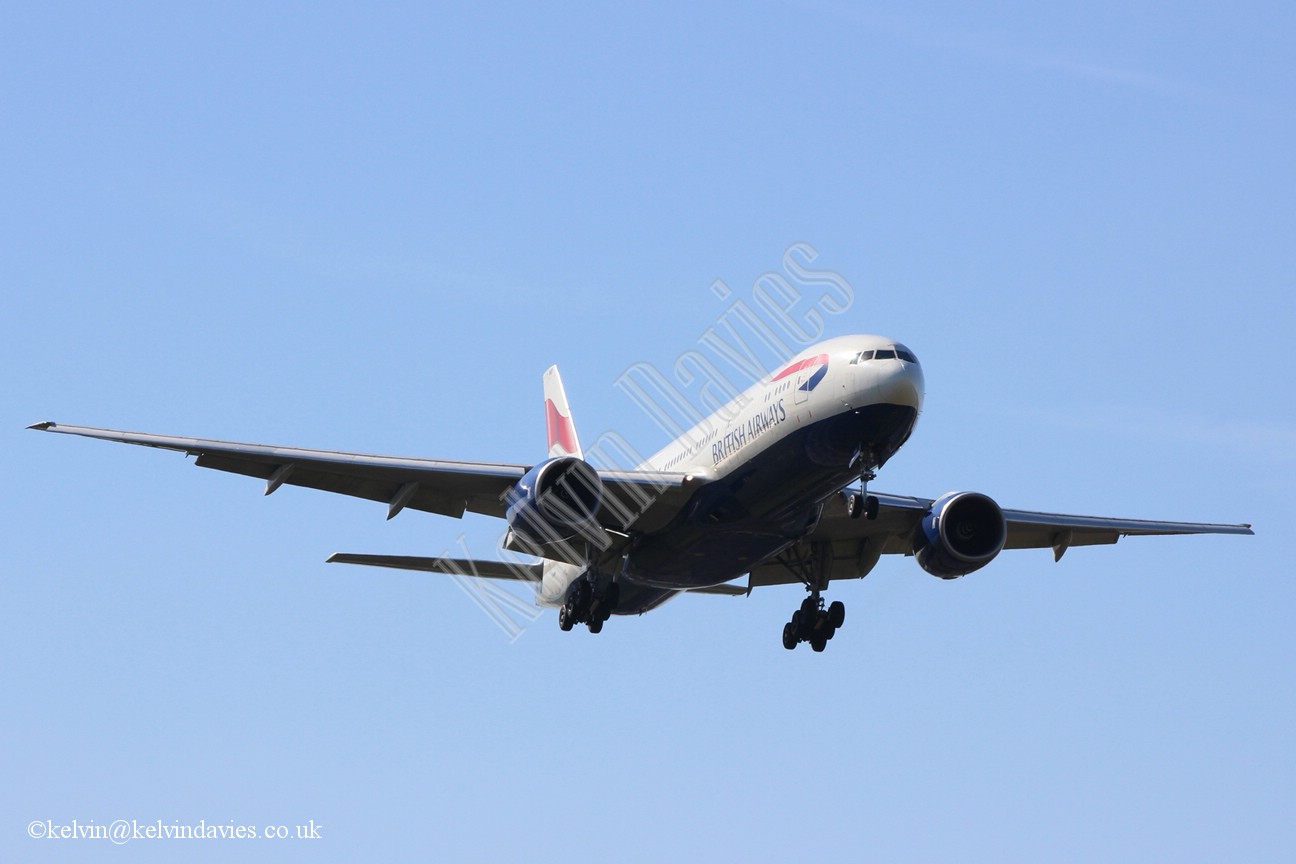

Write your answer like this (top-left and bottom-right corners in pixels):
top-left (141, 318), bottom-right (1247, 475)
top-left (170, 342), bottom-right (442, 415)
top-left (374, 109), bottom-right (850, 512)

top-left (875, 360), bottom-right (924, 410)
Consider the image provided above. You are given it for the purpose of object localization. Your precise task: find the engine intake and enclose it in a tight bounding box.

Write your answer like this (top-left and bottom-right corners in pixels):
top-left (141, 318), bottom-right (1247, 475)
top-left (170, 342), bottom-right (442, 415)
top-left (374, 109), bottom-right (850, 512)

top-left (505, 457), bottom-right (604, 548)
top-left (914, 491), bottom-right (1007, 579)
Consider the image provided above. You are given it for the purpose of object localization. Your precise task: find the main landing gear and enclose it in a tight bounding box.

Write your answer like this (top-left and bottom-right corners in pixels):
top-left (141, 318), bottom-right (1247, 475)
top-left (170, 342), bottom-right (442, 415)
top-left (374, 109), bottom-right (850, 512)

top-left (557, 578), bottom-right (620, 634)
top-left (771, 541), bottom-right (848, 652)
top-left (782, 592), bottom-right (846, 652)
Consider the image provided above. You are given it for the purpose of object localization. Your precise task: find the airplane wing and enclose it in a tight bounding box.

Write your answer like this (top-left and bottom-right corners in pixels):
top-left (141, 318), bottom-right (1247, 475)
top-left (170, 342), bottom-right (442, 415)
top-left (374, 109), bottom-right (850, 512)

top-left (29, 422), bottom-right (1252, 593)
top-left (852, 492), bottom-right (1254, 555)
top-left (741, 491), bottom-right (1253, 589)
top-left (27, 422), bottom-right (691, 528)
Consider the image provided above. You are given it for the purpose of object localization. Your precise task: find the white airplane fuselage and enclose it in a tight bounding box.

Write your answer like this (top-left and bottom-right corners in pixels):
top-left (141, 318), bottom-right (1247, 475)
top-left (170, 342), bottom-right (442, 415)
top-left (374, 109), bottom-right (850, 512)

top-left (538, 335), bottom-right (925, 613)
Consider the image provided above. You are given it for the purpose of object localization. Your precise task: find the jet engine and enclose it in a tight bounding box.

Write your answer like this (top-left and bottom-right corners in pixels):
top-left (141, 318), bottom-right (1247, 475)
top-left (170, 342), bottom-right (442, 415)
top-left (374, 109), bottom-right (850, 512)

top-left (505, 457), bottom-right (604, 548)
top-left (914, 491), bottom-right (1007, 579)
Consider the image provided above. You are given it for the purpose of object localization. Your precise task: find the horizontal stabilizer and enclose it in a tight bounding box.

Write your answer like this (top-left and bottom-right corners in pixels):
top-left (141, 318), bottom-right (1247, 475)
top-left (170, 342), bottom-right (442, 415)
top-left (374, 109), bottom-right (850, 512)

top-left (326, 553), bottom-right (542, 582)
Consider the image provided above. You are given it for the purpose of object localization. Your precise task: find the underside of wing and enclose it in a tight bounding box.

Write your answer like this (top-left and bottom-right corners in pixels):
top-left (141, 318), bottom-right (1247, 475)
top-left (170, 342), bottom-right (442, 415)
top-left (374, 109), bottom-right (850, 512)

top-left (28, 422), bottom-right (695, 534)
top-left (591, 467), bottom-right (697, 532)
top-left (30, 422), bottom-right (529, 519)
top-left (999, 507), bottom-right (1254, 559)
top-left (806, 489), bottom-right (1252, 554)
top-left (743, 489), bottom-right (1253, 589)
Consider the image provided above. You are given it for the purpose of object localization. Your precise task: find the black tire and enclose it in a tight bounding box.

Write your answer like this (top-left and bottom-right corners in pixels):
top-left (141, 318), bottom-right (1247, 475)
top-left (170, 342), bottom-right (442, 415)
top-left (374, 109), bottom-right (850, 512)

top-left (865, 495), bottom-right (880, 520)
top-left (846, 492), bottom-right (863, 519)
top-left (558, 607), bottom-right (574, 632)
top-left (810, 634), bottom-right (828, 652)
top-left (588, 618), bottom-right (603, 634)
top-left (790, 610), bottom-right (805, 639)
top-left (782, 622), bottom-right (798, 650)
top-left (828, 600), bottom-right (846, 629)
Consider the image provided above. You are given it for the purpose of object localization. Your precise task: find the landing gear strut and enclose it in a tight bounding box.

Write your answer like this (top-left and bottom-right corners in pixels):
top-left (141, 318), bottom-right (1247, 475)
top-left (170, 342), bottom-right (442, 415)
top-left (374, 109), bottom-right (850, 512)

top-left (782, 592), bottom-right (846, 652)
top-left (559, 577), bottom-right (620, 634)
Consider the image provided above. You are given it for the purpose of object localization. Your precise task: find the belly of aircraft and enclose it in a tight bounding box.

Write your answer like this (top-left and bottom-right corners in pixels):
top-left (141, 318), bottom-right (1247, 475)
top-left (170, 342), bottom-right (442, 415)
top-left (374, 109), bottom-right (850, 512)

top-left (621, 403), bottom-right (917, 591)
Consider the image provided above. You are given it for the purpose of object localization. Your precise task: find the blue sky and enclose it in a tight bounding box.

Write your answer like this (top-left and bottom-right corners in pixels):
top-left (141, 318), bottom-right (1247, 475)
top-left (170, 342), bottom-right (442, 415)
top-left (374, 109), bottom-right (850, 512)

top-left (3, 2), bottom-right (1293, 860)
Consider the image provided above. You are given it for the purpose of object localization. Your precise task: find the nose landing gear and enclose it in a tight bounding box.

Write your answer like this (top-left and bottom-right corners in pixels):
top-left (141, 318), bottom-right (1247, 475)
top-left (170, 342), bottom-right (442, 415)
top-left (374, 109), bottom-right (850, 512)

top-left (845, 492), bottom-right (879, 520)
top-left (844, 468), bottom-right (879, 520)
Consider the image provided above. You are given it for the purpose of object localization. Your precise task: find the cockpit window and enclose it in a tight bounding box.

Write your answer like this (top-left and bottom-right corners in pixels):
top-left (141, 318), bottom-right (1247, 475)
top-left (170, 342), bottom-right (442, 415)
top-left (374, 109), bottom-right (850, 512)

top-left (855, 346), bottom-right (919, 364)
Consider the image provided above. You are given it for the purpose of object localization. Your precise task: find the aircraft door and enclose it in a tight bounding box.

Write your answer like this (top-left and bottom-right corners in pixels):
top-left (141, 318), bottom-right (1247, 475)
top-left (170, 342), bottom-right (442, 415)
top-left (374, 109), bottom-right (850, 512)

top-left (794, 370), bottom-right (809, 404)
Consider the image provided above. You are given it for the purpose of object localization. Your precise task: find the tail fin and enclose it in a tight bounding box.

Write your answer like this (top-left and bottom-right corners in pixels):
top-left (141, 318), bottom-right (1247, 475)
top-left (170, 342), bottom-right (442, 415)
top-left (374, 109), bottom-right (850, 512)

top-left (543, 365), bottom-right (583, 459)
top-left (542, 368), bottom-right (589, 604)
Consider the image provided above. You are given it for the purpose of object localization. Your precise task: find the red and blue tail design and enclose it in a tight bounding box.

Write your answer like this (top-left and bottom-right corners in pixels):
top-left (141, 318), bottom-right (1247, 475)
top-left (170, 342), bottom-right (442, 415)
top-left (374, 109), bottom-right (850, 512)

top-left (543, 366), bottom-right (582, 459)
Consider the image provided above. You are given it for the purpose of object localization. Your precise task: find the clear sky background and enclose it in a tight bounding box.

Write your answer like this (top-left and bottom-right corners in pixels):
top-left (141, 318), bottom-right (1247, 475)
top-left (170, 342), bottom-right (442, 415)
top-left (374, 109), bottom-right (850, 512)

top-left (3, 2), bottom-right (1293, 861)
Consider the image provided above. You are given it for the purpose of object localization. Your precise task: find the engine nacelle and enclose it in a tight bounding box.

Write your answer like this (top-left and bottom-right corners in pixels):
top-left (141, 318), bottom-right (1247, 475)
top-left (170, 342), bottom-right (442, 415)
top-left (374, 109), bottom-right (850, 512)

top-left (505, 457), bottom-right (604, 548)
top-left (914, 491), bottom-right (1007, 579)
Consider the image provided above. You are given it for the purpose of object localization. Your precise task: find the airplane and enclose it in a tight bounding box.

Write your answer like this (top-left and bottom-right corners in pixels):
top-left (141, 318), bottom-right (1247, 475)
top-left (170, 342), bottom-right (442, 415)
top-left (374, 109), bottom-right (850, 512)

top-left (29, 334), bottom-right (1253, 651)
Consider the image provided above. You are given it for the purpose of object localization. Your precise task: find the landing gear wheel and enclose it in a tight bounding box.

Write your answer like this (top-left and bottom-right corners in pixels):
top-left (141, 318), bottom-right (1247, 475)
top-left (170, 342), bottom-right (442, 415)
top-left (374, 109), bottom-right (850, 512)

top-left (856, 467), bottom-right (880, 520)
top-left (587, 618), bottom-right (603, 634)
top-left (782, 591), bottom-right (848, 652)
top-left (558, 606), bottom-right (574, 632)
top-left (828, 600), bottom-right (846, 629)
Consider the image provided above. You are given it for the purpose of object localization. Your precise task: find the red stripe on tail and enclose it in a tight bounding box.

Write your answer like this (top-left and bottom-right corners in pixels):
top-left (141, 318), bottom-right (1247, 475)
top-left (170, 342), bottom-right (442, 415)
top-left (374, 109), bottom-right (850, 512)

top-left (546, 398), bottom-right (579, 456)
